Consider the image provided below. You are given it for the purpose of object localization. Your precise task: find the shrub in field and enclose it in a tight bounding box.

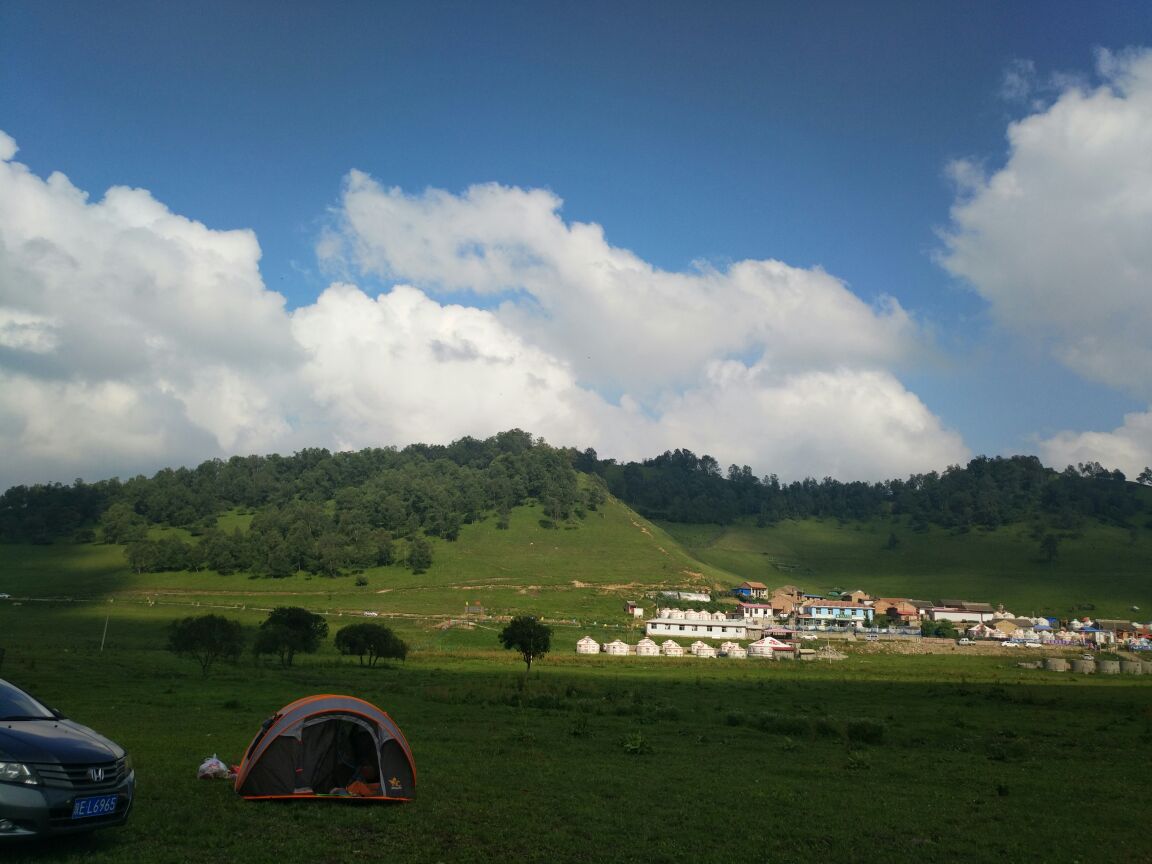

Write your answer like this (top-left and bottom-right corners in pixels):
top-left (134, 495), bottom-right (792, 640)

top-left (334, 622), bottom-right (408, 666)
top-left (167, 613), bottom-right (245, 677)
top-left (253, 606), bottom-right (328, 666)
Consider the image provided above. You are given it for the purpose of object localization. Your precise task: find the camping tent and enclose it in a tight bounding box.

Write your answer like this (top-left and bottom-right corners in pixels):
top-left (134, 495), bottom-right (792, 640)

top-left (234, 694), bottom-right (416, 801)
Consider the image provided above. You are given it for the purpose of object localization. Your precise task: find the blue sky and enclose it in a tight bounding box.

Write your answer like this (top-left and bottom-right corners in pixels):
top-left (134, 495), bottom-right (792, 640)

top-left (2, 1), bottom-right (1152, 488)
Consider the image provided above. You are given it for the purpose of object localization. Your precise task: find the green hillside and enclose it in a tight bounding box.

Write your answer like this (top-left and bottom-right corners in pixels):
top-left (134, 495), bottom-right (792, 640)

top-left (658, 516), bottom-right (1152, 618)
top-left (0, 496), bottom-right (736, 631)
top-left (3, 494), bottom-right (1150, 632)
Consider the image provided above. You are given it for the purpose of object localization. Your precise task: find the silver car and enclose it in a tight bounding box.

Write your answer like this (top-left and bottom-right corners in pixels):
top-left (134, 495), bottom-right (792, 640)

top-left (0, 678), bottom-right (134, 838)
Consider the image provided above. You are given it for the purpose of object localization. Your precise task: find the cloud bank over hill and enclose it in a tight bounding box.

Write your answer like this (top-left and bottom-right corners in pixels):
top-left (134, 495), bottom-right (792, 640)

top-left (0, 129), bottom-right (968, 489)
top-left (942, 48), bottom-right (1152, 476)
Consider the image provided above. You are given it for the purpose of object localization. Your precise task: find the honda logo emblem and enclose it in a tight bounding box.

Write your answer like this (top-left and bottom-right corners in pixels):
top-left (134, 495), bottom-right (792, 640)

top-left (87, 767), bottom-right (106, 782)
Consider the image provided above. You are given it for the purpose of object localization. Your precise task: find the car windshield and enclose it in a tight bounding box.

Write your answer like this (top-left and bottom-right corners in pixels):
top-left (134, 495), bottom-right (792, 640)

top-left (0, 679), bottom-right (54, 720)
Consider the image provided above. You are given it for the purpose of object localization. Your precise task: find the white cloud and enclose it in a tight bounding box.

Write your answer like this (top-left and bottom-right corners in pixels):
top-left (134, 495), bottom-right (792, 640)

top-left (335, 174), bottom-right (920, 399)
top-left (1039, 410), bottom-right (1152, 477)
top-left (0, 131), bottom-right (969, 489)
top-left (0, 137), bottom-right (302, 485)
top-left (941, 48), bottom-right (1152, 400)
top-left (942, 50), bottom-right (1152, 475)
top-left (633, 364), bottom-right (969, 482)
top-left (289, 281), bottom-right (610, 451)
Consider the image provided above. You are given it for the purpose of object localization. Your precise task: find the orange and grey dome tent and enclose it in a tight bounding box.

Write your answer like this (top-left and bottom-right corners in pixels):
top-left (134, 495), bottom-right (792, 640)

top-left (234, 694), bottom-right (415, 801)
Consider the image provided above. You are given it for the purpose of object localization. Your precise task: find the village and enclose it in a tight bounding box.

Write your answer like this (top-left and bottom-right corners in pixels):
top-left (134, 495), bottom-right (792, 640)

top-left (574, 582), bottom-right (1152, 663)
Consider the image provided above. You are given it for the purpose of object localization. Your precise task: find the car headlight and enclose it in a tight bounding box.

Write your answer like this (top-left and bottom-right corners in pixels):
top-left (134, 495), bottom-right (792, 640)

top-left (123, 754), bottom-right (133, 775)
top-left (0, 761), bottom-right (38, 785)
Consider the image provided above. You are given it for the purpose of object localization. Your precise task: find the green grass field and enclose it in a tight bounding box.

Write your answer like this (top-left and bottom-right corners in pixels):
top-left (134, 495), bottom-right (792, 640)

top-left (0, 498), bottom-right (737, 631)
top-left (3, 493), bottom-right (1152, 860)
top-left (1, 601), bottom-right (1150, 864)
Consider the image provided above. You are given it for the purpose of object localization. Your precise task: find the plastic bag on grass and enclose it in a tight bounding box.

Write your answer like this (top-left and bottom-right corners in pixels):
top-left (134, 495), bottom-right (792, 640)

top-left (197, 754), bottom-right (235, 780)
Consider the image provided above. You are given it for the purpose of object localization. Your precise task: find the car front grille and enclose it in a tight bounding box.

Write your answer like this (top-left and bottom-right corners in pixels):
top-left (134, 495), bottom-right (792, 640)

top-left (30, 756), bottom-right (129, 790)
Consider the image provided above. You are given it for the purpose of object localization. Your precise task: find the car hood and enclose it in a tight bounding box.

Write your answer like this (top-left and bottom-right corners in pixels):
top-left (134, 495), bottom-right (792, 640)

top-left (0, 719), bottom-right (124, 764)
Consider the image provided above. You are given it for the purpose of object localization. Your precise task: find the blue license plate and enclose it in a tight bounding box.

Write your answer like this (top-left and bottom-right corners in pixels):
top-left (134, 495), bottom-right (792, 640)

top-left (72, 794), bottom-right (118, 819)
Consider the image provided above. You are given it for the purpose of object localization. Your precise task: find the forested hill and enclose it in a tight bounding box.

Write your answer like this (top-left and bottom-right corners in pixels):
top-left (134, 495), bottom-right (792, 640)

top-left (1, 431), bottom-right (1150, 577)
top-left (0, 431), bottom-right (602, 575)
top-left (583, 449), bottom-right (1151, 531)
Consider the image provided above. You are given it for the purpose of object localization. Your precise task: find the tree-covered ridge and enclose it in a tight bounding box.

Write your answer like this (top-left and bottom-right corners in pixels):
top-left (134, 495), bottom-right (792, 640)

top-left (587, 450), bottom-right (1150, 530)
top-left (2, 432), bottom-right (1148, 568)
top-left (0, 431), bottom-right (600, 577)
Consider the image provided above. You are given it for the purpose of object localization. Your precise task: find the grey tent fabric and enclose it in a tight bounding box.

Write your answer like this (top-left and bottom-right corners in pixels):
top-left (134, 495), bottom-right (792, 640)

top-left (234, 695), bottom-right (416, 800)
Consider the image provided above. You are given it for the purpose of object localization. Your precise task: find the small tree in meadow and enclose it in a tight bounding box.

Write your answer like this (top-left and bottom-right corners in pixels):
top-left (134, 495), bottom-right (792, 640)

top-left (334, 622), bottom-right (409, 667)
top-left (167, 614), bottom-right (245, 677)
top-left (498, 615), bottom-right (552, 675)
top-left (254, 606), bottom-right (328, 666)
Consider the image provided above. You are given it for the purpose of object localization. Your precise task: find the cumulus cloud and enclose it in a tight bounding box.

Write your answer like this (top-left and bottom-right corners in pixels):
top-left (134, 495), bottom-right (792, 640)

top-left (0, 136), bottom-right (303, 484)
top-left (334, 174), bottom-right (920, 399)
top-left (0, 130), bottom-right (968, 489)
top-left (315, 172), bottom-right (966, 480)
top-left (941, 48), bottom-right (1152, 400)
top-left (1039, 410), bottom-right (1152, 478)
top-left (942, 50), bottom-right (1152, 474)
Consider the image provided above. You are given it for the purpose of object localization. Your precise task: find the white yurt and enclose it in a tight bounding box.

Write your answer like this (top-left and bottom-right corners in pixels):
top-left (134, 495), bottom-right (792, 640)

top-left (636, 637), bottom-right (660, 657)
top-left (661, 640), bottom-right (685, 657)
top-left (691, 640), bottom-right (717, 658)
top-left (576, 636), bottom-right (601, 654)
top-left (748, 637), bottom-right (774, 658)
top-left (604, 639), bottom-right (630, 656)
top-left (727, 645), bottom-right (748, 659)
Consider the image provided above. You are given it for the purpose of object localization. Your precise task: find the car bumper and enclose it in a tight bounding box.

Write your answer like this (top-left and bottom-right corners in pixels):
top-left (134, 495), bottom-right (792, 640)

top-left (0, 773), bottom-right (134, 838)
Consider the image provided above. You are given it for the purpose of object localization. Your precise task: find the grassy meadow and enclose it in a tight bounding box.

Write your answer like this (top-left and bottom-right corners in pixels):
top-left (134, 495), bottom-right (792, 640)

top-left (2, 496), bottom-right (1152, 862)
top-left (1, 600), bottom-right (1151, 864)
top-left (0, 498), bottom-right (732, 627)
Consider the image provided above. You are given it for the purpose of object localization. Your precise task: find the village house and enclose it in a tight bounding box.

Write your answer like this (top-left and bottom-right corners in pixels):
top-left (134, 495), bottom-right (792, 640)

top-left (928, 601), bottom-right (996, 623)
top-left (872, 597), bottom-right (927, 624)
top-left (796, 599), bottom-right (874, 628)
top-left (731, 601), bottom-right (776, 621)
top-left (1095, 619), bottom-right (1150, 646)
top-left (769, 585), bottom-right (806, 616)
top-left (732, 581), bottom-right (769, 600)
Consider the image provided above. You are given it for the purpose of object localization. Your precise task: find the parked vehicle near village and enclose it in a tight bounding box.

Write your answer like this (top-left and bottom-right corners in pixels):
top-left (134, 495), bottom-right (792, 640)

top-left (0, 678), bottom-right (134, 838)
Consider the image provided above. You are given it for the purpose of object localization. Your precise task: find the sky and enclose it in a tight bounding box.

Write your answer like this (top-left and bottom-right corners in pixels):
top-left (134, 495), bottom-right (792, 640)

top-left (3, 0), bottom-right (1152, 490)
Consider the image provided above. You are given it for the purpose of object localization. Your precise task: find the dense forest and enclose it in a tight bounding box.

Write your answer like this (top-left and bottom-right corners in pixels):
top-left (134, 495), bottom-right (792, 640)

top-left (583, 448), bottom-right (1151, 531)
top-left (0, 430), bottom-right (601, 575)
top-left (1, 430), bottom-right (1150, 578)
